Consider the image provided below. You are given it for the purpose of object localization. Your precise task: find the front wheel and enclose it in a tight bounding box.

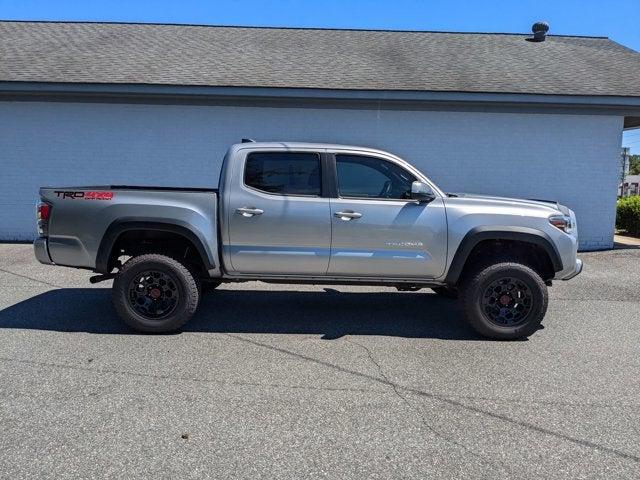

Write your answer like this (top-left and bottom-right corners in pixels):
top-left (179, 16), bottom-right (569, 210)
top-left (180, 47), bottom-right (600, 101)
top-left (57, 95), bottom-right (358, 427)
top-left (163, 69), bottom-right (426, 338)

top-left (459, 262), bottom-right (548, 340)
top-left (112, 254), bottom-right (201, 333)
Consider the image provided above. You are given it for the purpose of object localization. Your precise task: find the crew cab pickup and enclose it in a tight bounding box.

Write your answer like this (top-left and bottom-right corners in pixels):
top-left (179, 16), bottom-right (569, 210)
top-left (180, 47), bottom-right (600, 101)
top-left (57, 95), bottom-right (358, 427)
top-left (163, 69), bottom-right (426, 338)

top-left (34, 141), bottom-right (582, 339)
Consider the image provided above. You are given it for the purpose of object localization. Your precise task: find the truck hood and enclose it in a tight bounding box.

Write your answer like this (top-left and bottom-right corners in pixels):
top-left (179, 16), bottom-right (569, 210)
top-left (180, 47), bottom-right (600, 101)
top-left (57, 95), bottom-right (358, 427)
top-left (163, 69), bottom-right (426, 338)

top-left (448, 193), bottom-right (568, 214)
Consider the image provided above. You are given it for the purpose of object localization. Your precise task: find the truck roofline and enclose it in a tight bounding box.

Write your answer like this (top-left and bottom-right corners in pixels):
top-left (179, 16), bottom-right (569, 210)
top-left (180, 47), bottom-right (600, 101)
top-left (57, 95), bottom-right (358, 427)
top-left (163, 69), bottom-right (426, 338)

top-left (227, 142), bottom-right (446, 198)
top-left (229, 141), bottom-right (395, 156)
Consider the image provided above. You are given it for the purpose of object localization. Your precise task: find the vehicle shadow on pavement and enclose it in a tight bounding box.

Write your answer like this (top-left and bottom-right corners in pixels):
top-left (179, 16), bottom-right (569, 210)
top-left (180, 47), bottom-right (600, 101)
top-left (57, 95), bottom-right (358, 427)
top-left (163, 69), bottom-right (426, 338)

top-left (0, 287), bottom-right (483, 340)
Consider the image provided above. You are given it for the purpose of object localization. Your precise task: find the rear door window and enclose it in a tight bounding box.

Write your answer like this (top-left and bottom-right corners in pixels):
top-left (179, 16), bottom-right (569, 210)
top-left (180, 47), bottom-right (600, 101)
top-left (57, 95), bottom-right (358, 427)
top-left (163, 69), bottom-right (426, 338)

top-left (244, 152), bottom-right (321, 196)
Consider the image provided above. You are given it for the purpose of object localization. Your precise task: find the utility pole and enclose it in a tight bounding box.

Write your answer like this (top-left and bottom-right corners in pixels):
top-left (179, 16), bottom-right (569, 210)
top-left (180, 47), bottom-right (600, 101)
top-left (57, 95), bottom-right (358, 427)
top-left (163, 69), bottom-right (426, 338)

top-left (620, 147), bottom-right (630, 188)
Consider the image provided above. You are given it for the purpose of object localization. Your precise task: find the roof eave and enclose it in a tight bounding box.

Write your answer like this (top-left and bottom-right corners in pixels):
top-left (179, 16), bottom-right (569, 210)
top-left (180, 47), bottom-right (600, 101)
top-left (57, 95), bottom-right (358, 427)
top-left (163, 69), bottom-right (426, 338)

top-left (2, 81), bottom-right (640, 110)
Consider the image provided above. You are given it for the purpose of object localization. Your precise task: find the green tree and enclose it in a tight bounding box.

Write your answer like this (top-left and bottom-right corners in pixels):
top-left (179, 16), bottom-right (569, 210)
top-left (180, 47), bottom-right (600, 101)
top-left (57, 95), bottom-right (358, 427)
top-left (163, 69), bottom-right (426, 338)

top-left (630, 155), bottom-right (640, 175)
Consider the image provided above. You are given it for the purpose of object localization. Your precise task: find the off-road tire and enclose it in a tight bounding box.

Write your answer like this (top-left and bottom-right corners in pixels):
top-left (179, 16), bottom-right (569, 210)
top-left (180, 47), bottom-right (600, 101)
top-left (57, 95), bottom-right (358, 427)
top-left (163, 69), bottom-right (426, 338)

top-left (431, 286), bottom-right (458, 299)
top-left (459, 262), bottom-right (548, 340)
top-left (112, 254), bottom-right (201, 333)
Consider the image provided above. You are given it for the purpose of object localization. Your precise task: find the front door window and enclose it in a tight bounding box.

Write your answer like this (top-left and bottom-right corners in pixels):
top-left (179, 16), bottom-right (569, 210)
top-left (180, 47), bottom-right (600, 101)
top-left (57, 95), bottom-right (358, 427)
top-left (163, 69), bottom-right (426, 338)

top-left (336, 154), bottom-right (416, 200)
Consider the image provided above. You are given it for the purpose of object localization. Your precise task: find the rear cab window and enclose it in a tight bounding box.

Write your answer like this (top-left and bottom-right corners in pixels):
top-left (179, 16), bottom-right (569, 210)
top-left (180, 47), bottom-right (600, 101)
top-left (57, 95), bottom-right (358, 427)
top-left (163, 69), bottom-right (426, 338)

top-left (244, 152), bottom-right (321, 196)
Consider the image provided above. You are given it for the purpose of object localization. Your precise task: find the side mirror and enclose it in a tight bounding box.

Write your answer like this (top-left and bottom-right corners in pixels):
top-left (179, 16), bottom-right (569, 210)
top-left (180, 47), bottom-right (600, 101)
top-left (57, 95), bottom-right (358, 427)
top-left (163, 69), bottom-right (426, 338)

top-left (411, 181), bottom-right (435, 202)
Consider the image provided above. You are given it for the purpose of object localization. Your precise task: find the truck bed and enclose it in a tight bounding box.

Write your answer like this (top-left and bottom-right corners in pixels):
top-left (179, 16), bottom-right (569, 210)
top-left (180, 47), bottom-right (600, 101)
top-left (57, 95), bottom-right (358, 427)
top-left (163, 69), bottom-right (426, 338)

top-left (38, 185), bottom-right (220, 273)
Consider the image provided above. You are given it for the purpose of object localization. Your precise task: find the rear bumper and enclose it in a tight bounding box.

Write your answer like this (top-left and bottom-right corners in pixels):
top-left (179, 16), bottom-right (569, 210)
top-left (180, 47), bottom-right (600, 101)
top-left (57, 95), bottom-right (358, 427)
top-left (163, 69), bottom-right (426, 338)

top-left (33, 238), bottom-right (54, 265)
top-left (560, 258), bottom-right (583, 280)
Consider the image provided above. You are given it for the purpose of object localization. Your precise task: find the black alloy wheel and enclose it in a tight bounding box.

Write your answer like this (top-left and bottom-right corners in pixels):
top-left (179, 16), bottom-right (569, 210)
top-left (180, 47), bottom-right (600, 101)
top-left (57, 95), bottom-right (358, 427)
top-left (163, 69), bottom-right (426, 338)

top-left (459, 261), bottom-right (548, 340)
top-left (480, 276), bottom-right (533, 327)
top-left (128, 270), bottom-right (180, 320)
top-left (112, 254), bottom-right (201, 333)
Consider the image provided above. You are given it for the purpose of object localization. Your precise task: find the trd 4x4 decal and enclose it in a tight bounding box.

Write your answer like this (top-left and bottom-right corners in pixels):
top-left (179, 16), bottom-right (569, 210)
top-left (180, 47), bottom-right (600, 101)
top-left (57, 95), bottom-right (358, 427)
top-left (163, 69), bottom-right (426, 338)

top-left (54, 191), bottom-right (114, 200)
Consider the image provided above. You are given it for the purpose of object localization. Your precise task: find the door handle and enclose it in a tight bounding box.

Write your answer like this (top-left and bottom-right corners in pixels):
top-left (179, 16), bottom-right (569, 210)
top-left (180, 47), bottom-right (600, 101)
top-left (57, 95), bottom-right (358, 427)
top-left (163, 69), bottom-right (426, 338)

top-left (237, 207), bottom-right (264, 217)
top-left (334, 211), bottom-right (362, 221)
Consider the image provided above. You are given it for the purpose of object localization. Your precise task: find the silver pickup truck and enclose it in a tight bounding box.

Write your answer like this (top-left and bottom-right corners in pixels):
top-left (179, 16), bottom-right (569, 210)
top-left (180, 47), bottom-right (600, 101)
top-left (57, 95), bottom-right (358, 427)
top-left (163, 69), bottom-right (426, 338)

top-left (34, 141), bottom-right (582, 339)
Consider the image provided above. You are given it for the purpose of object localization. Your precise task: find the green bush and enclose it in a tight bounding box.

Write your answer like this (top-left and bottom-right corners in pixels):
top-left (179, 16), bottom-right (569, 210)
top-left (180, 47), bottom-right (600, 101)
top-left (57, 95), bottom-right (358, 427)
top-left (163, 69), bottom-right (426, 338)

top-left (616, 196), bottom-right (640, 235)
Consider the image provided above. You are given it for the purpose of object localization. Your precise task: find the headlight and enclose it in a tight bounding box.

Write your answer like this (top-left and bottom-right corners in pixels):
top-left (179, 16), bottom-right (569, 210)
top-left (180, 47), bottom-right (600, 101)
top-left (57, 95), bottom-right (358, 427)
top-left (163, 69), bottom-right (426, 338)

top-left (548, 214), bottom-right (573, 233)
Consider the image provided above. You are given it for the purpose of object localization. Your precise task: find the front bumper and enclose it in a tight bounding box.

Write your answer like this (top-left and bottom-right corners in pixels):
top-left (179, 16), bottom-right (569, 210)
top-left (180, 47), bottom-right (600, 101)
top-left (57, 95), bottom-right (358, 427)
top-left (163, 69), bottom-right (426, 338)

top-left (560, 258), bottom-right (583, 280)
top-left (33, 237), bottom-right (54, 265)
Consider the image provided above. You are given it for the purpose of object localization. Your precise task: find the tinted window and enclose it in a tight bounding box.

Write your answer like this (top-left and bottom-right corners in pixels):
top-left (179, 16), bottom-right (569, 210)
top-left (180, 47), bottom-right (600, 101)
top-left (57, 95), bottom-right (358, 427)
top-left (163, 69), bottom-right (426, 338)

top-left (336, 155), bottom-right (416, 199)
top-left (244, 152), bottom-right (321, 196)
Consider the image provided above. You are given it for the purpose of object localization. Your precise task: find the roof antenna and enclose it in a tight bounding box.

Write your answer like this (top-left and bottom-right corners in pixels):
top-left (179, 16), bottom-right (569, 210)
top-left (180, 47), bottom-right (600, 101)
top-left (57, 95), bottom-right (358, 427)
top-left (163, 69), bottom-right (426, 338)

top-left (528, 21), bottom-right (549, 42)
top-left (241, 138), bottom-right (255, 143)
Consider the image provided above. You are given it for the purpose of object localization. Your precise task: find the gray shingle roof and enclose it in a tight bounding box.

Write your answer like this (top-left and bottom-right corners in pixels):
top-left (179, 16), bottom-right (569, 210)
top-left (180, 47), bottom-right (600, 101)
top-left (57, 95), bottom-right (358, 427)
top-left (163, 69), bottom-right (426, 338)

top-left (1, 21), bottom-right (640, 97)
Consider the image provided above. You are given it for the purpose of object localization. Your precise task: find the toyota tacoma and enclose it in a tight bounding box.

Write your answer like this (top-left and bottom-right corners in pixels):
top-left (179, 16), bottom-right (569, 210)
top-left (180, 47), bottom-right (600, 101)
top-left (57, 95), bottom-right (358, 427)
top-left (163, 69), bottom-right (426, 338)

top-left (34, 141), bottom-right (582, 339)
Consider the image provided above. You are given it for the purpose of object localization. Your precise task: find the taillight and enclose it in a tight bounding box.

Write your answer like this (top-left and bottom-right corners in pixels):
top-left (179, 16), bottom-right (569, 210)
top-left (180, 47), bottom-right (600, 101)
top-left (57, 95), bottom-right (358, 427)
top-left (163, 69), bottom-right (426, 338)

top-left (37, 201), bottom-right (52, 236)
top-left (38, 203), bottom-right (51, 221)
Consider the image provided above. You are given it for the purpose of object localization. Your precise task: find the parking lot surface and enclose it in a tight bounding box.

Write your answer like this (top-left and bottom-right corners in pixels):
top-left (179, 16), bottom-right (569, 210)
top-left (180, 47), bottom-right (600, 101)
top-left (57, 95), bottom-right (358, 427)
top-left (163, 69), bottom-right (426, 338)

top-left (1, 243), bottom-right (639, 479)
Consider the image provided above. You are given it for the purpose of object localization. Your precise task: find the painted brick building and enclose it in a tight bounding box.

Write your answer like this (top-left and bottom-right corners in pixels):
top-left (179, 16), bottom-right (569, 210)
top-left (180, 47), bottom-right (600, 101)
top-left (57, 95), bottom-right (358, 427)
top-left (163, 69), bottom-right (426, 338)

top-left (1, 21), bottom-right (640, 249)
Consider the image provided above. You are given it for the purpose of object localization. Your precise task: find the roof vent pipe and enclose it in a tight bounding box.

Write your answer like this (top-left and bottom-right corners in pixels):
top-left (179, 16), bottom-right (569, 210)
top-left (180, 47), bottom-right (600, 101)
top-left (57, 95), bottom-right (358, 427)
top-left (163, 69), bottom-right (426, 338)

top-left (529, 21), bottom-right (549, 42)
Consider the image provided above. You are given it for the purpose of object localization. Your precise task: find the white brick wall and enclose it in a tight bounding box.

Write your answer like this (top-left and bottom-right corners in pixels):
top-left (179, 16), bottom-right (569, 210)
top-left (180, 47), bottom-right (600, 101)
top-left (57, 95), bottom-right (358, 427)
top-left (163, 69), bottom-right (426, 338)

top-left (0, 101), bottom-right (623, 249)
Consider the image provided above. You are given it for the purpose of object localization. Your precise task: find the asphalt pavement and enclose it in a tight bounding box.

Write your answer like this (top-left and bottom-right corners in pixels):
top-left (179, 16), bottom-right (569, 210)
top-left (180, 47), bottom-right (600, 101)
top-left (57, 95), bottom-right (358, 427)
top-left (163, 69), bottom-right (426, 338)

top-left (1, 243), bottom-right (639, 479)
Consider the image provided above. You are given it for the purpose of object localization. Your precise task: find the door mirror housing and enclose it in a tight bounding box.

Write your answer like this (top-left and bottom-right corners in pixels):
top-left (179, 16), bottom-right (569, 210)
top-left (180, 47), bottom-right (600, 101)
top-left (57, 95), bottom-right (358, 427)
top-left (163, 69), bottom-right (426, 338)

top-left (410, 181), bottom-right (435, 202)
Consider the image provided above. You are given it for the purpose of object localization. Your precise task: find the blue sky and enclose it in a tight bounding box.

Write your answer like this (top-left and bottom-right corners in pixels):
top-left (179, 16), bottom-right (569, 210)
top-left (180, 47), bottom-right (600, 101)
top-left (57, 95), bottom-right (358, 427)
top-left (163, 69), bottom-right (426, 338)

top-left (1, 0), bottom-right (639, 152)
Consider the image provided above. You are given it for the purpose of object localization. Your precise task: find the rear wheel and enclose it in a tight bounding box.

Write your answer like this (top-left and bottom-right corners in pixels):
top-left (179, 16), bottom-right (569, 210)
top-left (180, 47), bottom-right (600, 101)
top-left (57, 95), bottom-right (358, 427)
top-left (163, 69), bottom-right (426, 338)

top-left (459, 262), bottom-right (548, 340)
top-left (112, 254), bottom-right (201, 333)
